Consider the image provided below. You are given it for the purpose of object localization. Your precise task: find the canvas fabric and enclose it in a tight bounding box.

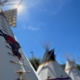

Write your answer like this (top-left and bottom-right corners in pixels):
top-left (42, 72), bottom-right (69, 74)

top-left (0, 29), bottom-right (21, 60)
top-left (37, 61), bottom-right (71, 80)
top-left (65, 60), bottom-right (80, 80)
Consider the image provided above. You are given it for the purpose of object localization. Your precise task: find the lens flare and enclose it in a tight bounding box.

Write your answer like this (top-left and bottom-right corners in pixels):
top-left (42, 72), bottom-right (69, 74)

top-left (18, 5), bottom-right (23, 13)
top-left (14, 4), bottom-right (24, 15)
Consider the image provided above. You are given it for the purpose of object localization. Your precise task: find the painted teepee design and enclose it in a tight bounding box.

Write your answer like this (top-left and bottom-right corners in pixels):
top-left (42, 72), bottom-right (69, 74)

top-left (37, 46), bottom-right (71, 80)
top-left (0, 0), bottom-right (40, 80)
top-left (65, 59), bottom-right (80, 80)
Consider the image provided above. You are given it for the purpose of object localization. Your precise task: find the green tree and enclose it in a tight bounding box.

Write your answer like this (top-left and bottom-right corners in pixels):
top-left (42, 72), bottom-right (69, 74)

top-left (29, 58), bottom-right (41, 71)
top-left (61, 64), bottom-right (80, 70)
top-left (61, 64), bottom-right (65, 69)
top-left (77, 65), bottom-right (80, 70)
top-left (29, 57), bottom-right (80, 71)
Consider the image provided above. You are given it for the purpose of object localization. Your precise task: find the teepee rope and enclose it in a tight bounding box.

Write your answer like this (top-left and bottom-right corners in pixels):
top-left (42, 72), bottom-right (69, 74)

top-left (6, 45), bottom-right (12, 50)
top-left (10, 60), bottom-right (26, 66)
top-left (8, 52), bottom-right (14, 56)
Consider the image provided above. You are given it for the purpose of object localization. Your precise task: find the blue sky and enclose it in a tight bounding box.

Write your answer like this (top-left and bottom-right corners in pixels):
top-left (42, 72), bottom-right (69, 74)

top-left (10, 0), bottom-right (80, 64)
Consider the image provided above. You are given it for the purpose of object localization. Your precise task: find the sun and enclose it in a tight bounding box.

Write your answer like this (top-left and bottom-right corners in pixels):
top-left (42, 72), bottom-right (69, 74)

top-left (18, 5), bottom-right (23, 13)
top-left (14, 4), bottom-right (24, 15)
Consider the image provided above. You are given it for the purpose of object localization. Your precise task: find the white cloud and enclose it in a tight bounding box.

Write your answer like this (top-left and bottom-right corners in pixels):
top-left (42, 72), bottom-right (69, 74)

top-left (23, 25), bottom-right (27, 29)
top-left (16, 22), bottom-right (45, 31)
top-left (26, 22), bottom-right (45, 31)
top-left (27, 26), bottom-right (39, 31)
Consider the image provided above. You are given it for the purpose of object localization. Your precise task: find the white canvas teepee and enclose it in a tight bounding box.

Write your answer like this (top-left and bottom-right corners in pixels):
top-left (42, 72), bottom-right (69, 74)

top-left (0, 0), bottom-right (41, 79)
top-left (65, 59), bottom-right (80, 80)
top-left (37, 49), bottom-right (71, 80)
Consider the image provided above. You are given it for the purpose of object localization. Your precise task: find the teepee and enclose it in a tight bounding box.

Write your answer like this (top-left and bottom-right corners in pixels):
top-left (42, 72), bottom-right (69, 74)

top-left (37, 45), bottom-right (71, 80)
top-left (65, 58), bottom-right (80, 80)
top-left (0, 0), bottom-right (40, 80)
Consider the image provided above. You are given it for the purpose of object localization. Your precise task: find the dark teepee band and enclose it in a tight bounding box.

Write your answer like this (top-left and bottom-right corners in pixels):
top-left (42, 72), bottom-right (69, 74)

top-left (41, 49), bottom-right (55, 64)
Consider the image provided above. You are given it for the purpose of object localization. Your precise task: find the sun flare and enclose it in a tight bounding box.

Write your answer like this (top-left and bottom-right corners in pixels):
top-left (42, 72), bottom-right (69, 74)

top-left (18, 5), bottom-right (23, 13)
top-left (14, 4), bottom-right (24, 15)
